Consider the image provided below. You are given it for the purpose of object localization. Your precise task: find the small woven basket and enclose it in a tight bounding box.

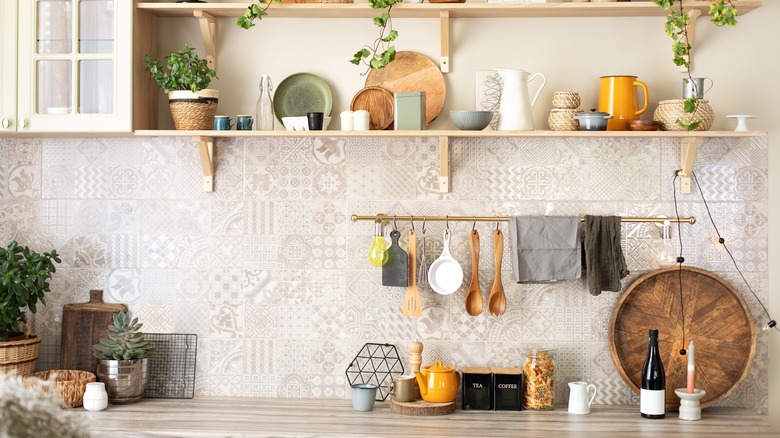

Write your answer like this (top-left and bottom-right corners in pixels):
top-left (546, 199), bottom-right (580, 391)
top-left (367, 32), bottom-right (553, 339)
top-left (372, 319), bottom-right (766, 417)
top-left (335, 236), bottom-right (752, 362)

top-left (552, 91), bottom-right (581, 109)
top-left (25, 370), bottom-right (97, 408)
top-left (0, 334), bottom-right (42, 377)
top-left (168, 90), bottom-right (219, 131)
top-left (653, 99), bottom-right (714, 131)
top-left (548, 108), bottom-right (581, 131)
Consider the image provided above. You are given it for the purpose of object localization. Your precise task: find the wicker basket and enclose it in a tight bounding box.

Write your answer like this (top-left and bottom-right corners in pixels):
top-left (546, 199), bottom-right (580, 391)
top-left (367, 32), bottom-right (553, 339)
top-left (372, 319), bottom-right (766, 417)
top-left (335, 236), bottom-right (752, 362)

top-left (548, 108), bottom-right (581, 131)
top-left (653, 99), bottom-right (714, 131)
top-left (552, 91), bottom-right (581, 109)
top-left (168, 89), bottom-right (219, 131)
top-left (0, 334), bottom-right (42, 377)
top-left (25, 370), bottom-right (97, 408)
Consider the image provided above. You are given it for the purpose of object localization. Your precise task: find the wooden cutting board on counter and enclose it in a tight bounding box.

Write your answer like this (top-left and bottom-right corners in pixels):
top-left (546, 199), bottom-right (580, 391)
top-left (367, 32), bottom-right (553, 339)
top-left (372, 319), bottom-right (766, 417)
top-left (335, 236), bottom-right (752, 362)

top-left (365, 51), bottom-right (446, 127)
top-left (609, 266), bottom-right (755, 408)
top-left (61, 290), bottom-right (127, 373)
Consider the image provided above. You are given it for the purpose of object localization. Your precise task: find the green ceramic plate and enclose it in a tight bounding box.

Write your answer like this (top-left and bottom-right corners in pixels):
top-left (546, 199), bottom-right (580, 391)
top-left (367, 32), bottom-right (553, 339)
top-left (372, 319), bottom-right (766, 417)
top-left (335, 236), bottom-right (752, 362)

top-left (273, 73), bottom-right (333, 123)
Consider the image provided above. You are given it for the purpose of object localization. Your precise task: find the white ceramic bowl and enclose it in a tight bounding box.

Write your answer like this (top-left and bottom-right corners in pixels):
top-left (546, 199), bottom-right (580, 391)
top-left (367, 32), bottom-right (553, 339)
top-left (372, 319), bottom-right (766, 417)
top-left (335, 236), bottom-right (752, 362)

top-left (282, 116), bottom-right (332, 131)
top-left (450, 110), bottom-right (493, 131)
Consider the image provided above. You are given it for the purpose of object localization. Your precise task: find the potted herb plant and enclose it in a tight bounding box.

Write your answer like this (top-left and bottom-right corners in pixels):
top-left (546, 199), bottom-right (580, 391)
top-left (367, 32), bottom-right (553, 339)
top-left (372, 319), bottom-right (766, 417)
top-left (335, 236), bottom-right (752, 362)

top-left (653, 0), bottom-right (738, 130)
top-left (144, 42), bottom-right (219, 130)
top-left (0, 241), bottom-right (60, 376)
top-left (92, 311), bottom-right (154, 404)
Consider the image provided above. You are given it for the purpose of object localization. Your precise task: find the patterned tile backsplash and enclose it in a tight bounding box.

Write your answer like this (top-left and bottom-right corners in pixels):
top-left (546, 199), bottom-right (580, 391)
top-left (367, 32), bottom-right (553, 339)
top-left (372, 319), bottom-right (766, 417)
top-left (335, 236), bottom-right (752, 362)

top-left (0, 135), bottom-right (769, 412)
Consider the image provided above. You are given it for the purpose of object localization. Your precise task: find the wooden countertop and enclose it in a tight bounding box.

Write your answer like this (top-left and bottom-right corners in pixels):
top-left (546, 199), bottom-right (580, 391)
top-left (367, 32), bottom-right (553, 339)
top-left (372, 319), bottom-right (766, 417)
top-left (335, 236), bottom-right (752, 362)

top-left (79, 397), bottom-right (778, 438)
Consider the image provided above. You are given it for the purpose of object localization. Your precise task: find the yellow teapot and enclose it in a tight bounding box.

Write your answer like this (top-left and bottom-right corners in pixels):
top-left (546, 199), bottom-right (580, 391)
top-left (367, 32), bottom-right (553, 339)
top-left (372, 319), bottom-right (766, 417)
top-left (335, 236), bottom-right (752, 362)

top-left (414, 360), bottom-right (460, 403)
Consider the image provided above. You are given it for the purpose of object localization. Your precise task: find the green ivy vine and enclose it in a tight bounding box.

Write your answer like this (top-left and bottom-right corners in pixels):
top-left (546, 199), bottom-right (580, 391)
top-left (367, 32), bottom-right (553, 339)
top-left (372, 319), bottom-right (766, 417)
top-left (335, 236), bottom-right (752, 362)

top-left (653, 0), bottom-right (738, 130)
top-left (237, 0), bottom-right (401, 74)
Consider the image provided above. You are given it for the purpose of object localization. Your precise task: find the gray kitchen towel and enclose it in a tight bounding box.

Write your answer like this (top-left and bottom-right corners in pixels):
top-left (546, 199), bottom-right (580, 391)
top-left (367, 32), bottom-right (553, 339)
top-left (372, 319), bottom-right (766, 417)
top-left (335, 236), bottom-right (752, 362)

top-left (582, 215), bottom-right (630, 296)
top-left (509, 216), bottom-right (582, 283)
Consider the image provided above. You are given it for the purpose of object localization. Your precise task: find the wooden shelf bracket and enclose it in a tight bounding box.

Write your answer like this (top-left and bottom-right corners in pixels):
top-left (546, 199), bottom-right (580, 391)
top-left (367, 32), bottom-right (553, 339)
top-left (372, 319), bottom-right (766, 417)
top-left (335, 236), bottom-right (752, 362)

top-left (678, 136), bottom-right (702, 194)
top-left (440, 11), bottom-right (450, 73)
top-left (195, 136), bottom-right (215, 192)
top-left (439, 136), bottom-right (450, 193)
top-left (194, 10), bottom-right (217, 69)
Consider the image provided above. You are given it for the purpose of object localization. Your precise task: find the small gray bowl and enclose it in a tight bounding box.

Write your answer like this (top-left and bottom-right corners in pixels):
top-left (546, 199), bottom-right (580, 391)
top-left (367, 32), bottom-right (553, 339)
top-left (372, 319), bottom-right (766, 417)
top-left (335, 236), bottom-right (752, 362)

top-left (450, 110), bottom-right (493, 130)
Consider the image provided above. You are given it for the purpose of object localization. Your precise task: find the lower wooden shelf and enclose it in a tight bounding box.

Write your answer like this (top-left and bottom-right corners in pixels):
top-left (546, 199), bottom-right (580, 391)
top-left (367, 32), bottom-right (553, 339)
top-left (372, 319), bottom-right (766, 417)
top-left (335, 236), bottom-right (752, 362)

top-left (133, 130), bottom-right (765, 193)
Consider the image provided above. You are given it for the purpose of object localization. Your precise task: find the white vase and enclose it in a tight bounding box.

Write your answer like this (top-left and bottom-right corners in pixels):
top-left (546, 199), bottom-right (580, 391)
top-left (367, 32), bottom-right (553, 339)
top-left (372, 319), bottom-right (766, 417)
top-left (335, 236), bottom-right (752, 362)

top-left (495, 69), bottom-right (547, 131)
top-left (83, 382), bottom-right (108, 411)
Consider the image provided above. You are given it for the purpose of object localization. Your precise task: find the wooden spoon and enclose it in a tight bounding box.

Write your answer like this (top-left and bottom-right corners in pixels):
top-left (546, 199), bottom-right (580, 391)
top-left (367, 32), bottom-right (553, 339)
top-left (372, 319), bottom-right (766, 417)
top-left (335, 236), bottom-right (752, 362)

top-left (488, 229), bottom-right (507, 316)
top-left (465, 229), bottom-right (482, 316)
top-left (403, 229), bottom-right (422, 316)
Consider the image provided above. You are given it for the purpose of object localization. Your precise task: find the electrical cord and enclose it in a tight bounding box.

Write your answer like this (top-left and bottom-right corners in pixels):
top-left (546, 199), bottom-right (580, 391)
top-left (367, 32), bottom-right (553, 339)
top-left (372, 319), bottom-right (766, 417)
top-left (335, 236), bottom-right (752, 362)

top-left (690, 170), bottom-right (778, 333)
top-left (672, 172), bottom-right (688, 355)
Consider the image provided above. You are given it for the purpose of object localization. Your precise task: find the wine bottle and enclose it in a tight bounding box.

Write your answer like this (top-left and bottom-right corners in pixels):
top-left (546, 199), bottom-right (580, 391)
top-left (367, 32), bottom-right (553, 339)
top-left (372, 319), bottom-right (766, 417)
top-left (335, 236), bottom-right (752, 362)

top-left (640, 328), bottom-right (666, 418)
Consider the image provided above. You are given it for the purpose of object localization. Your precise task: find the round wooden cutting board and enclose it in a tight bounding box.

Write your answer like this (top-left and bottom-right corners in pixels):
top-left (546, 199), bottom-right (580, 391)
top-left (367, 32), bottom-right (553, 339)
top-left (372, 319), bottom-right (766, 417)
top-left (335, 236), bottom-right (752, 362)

top-left (350, 86), bottom-right (394, 130)
top-left (365, 51), bottom-right (446, 127)
top-left (390, 398), bottom-right (456, 416)
top-left (609, 266), bottom-right (756, 408)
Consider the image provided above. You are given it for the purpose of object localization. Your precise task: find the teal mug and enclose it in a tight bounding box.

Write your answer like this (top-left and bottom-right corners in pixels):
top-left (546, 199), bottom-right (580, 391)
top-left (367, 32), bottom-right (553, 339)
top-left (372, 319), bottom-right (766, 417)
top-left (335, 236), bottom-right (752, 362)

top-left (237, 115), bottom-right (254, 131)
top-left (213, 115), bottom-right (235, 131)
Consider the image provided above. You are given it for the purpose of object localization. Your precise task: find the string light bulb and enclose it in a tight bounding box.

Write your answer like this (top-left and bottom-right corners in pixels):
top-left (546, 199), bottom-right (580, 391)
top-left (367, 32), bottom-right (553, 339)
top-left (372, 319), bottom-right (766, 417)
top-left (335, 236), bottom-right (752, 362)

top-left (367, 219), bottom-right (389, 267)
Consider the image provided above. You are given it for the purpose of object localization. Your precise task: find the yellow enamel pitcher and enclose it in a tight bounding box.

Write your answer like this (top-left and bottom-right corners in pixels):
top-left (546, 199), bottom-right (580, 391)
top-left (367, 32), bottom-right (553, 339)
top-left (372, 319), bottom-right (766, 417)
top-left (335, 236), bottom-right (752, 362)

top-left (597, 75), bottom-right (648, 131)
top-left (414, 360), bottom-right (460, 403)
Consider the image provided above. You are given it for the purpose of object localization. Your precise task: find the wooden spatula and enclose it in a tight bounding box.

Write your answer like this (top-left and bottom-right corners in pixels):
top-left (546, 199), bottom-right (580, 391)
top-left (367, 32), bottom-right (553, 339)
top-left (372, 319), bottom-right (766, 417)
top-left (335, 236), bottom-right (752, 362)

top-left (403, 229), bottom-right (422, 316)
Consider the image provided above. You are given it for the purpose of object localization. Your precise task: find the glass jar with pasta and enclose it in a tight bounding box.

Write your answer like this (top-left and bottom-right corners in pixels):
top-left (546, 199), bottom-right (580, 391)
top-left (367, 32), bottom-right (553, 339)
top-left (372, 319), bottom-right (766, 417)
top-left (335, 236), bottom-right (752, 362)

top-left (522, 348), bottom-right (556, 410)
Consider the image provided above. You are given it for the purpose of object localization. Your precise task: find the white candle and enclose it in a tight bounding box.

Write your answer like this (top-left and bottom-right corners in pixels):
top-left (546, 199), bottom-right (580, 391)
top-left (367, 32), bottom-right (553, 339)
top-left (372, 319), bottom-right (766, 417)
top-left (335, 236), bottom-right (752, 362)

top-left (686, 340), bottom-right (695, 394)
top-left (354, 110), bottom-right (370, 131)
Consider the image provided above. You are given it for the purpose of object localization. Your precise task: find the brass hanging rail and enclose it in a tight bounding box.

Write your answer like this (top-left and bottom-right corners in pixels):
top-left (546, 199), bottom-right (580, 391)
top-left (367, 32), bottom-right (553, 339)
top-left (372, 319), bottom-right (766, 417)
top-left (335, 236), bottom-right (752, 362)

top-left (350, 214), bottom-right (696, 224)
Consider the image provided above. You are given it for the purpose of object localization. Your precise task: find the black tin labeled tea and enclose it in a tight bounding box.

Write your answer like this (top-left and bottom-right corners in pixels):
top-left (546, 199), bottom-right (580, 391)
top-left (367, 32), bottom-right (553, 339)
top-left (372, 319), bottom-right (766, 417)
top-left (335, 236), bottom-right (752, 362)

top-left (461, 367), bottom-right (493, 410)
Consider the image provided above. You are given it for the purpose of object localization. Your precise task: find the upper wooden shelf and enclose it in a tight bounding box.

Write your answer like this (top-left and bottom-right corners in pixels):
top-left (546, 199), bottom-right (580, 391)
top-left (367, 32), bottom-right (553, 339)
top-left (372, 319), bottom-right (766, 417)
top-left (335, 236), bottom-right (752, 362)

top-left (136, 1), bottom-right (763, 19)
top-left (133, 129), bottom-right (764, 138)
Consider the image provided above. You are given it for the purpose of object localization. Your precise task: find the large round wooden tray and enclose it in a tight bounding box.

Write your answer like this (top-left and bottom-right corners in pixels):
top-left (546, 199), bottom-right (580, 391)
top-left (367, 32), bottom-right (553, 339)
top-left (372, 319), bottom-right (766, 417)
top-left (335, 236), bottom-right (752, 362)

top-left (609, 266), bottom-right (755, 408)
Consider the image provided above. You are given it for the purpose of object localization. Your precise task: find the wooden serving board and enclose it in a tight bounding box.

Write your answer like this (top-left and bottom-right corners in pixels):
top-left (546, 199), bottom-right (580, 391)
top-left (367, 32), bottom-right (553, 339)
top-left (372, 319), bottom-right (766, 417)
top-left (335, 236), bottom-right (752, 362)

top-left (350, 86), bottom-right (394, 131)
top-left (609, 266), bottom-right (755, 408)
top-left (390, 398), bottom-right (456, 416)
top-left (365, 51), bottom-right (446, 128)
top-left (61, 290), bottom-right (127, 373)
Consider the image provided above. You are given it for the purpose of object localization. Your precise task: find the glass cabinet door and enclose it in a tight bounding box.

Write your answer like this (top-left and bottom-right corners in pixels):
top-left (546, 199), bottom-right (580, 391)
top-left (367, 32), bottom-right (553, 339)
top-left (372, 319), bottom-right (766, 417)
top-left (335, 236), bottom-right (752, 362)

top-left (16, 0), bottom-right (131, 132)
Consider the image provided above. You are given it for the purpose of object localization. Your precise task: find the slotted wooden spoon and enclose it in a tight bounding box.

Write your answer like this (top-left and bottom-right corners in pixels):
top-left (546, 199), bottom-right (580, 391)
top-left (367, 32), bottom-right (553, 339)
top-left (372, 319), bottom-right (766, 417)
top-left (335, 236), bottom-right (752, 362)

top-left (488, 229), bottom-right (506, 316)
top-left (465, 229), bottom-right (482, 316)
top-left (403, 229), bottom-right (422, 316)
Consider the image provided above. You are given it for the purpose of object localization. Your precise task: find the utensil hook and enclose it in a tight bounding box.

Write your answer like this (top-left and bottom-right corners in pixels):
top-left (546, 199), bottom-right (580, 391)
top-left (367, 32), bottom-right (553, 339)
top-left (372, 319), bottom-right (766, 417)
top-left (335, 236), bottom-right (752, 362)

top-left (472, 216), bottom-right (477, 232)
top-left (496, 216), bottom-right (501, 231)
top-left (410, 215), bottom-right (415, 232)
top-left (445, 216), bottom-right (450, 231)
top-left (421, 217), bottom-right (426, 235)
top-left (393, 215), bottom-right (398, 232)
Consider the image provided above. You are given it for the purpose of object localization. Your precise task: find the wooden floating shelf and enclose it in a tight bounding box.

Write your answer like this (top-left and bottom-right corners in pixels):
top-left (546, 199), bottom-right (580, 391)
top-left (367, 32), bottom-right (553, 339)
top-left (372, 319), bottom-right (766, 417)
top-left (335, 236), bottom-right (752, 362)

top-left (136, 2), bottom-right (763, 19)
top-left (136, 1), bottom-right (762, 72)
top-left (133, 130), bottom-right (764, 194)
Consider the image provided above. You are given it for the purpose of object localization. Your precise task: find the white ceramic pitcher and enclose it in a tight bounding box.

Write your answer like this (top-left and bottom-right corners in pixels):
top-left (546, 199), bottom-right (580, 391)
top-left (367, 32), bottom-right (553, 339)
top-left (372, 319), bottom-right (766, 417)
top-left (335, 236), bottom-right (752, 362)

top-left (495, 69), bottom-right (547, 131)
top-left (568, 381), bottom-right (597, 415)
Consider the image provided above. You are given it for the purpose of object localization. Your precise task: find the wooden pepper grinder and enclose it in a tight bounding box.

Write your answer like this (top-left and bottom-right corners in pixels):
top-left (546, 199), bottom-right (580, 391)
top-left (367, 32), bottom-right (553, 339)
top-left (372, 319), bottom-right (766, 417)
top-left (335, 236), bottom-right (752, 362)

top-left (410, 340), bottom-right (423, 399)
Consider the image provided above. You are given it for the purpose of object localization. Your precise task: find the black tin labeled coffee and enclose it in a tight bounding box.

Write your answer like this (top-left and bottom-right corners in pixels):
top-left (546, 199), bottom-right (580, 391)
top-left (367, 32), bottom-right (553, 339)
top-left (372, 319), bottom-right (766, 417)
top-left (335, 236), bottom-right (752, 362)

top-left (493, 367), bottom-right (523, 411)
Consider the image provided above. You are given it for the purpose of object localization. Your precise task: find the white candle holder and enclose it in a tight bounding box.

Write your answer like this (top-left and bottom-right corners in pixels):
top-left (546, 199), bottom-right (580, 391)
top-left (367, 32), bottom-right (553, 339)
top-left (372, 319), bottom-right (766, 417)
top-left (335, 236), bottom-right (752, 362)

top-left (675, 388), bottom-right (706, 421)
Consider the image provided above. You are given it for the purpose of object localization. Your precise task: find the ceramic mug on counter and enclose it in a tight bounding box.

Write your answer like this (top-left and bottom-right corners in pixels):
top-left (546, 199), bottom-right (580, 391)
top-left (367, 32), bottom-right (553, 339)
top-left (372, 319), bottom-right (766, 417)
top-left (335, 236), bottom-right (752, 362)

top-left (351, 383), bottom-right (378, 411)
top-left (390, 375), bottom-right (416, 402)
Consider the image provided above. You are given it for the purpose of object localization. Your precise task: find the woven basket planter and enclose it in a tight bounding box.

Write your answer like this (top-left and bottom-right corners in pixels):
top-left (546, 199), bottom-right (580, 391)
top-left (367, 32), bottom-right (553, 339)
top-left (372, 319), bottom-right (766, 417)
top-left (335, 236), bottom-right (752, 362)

top-left (25, 370), bottom-right (96, 408)
top-left (0, 334), bottom-right (42, 377)
top-left (168, 89), bottom-right (219, 131)
top-left (653, 99), bottom-right (714, 131)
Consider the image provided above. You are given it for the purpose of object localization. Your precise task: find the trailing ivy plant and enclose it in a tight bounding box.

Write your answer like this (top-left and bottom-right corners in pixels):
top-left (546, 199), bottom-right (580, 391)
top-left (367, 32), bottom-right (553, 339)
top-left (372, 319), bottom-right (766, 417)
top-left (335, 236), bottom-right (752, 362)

top-left (653, 0), bottom-right (738, 130)
top-left (237, 0), bottom-right (401, 74)
top-left (349, 0), bottom-right (402, 75)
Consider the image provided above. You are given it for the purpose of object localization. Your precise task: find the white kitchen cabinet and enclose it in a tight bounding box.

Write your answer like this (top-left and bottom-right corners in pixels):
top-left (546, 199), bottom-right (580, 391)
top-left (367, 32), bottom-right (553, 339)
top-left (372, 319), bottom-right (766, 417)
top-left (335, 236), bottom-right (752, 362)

top-left (0, 0), bottom-right (132, 133)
